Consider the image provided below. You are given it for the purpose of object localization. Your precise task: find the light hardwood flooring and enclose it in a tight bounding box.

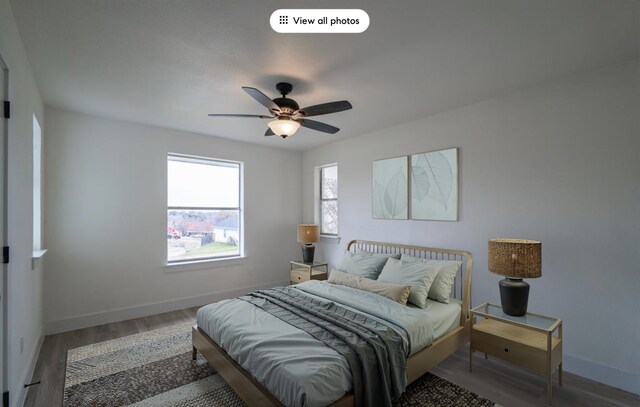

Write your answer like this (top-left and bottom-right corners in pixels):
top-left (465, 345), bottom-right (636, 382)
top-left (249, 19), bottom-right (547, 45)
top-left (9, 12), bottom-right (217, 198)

top-left (25, 307), bottom-right (638, 407)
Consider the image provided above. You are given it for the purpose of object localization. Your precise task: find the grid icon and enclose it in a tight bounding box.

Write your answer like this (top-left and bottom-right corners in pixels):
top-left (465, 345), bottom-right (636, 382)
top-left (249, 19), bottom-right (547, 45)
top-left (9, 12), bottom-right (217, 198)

top-left (279, 15), bottom-right (288, 25)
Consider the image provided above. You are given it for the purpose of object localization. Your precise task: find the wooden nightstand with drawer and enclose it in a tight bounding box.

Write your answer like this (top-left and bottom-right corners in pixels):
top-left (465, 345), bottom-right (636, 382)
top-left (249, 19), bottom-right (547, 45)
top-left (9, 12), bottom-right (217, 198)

top-left (470, 303), bottom-right (562, 403)
top-left (289, 260), bottom-right (328, 284)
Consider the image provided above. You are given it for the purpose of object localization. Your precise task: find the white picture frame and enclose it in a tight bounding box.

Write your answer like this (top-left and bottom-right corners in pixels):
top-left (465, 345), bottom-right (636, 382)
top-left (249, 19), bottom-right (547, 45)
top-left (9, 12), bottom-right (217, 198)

top-left (410, 147), bottom-right (458, 221)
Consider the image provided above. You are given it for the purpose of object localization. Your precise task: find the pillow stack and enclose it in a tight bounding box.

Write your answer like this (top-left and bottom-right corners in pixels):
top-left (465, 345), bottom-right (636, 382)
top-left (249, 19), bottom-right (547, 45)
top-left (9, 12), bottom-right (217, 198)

top-left (329, 251), bottom-right (410, 303)
top-left (328, 250), bottom-right (461, 308)
top-left (377, 254), bottom-right (461, 307)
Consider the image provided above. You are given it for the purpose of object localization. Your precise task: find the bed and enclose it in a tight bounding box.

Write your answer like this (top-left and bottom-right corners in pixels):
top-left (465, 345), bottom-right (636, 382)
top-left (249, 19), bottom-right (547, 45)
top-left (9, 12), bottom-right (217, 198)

top-left (192, 239), bottom-right (473, 407)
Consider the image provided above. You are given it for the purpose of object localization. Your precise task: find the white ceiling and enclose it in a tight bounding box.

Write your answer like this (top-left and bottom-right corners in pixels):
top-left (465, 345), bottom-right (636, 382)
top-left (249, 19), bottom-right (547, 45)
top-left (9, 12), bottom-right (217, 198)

top-left (10, 0), bottom-right (639, 151)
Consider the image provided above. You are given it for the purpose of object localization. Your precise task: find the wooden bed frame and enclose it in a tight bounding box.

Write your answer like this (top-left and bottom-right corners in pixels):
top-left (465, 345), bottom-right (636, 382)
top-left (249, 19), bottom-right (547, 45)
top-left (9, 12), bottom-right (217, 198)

top-left (192, 239), bottom-right (473, 407)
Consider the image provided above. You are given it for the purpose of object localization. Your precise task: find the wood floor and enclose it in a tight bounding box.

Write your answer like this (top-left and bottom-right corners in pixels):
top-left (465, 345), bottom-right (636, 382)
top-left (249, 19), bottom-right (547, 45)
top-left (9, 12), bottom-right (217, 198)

top-left (24, 307), bottom-right (199, 407)
top-left (25, 307), bottom-right (638, 407)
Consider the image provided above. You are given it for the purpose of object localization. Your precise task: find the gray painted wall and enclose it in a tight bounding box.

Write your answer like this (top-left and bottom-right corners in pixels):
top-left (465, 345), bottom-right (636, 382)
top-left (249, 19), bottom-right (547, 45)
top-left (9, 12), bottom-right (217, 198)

top-left (43, 107), bottom-right (302, 332)
top-left (302, 60), bottom-right (640, 393)
top-left (0, 0), bottom-right (45, 405)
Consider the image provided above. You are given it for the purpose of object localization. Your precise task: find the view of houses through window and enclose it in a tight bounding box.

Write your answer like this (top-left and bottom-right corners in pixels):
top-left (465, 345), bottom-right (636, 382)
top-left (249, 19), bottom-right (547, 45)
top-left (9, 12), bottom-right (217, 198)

top-left (320, 164), bottom-right (338, 235)
top-left (167, 154), bottom-right (242, 262)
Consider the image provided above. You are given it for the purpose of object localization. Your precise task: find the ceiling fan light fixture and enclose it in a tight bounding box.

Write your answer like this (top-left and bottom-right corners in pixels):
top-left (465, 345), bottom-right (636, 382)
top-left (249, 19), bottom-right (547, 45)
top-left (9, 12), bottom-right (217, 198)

top-left (268, 118), bottom-right (301, 138)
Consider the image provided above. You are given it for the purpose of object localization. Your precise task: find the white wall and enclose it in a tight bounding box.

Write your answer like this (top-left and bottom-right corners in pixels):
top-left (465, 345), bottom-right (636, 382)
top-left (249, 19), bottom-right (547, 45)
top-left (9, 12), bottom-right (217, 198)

top-left (0, 0), bottom-right (45, 406)
top-left (43, 108), bottom-right (302, 332)
top-left (303, 60), bottom-right (640, 394)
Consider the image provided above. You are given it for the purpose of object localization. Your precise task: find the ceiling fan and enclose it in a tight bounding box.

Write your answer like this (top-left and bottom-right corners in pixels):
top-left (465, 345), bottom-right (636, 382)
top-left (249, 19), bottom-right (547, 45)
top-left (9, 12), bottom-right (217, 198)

top-left (208, 82), bottom-right (352, 139)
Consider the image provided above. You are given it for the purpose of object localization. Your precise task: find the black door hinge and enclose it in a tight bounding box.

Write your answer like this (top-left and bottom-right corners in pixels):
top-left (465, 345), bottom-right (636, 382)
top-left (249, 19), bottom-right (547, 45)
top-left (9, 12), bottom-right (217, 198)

top-left (2, 391), bottom-right (8, 407)
top-left (2, 246), bottom-right (8, 264)
top-left (3, 101), bottom-right (9, 119)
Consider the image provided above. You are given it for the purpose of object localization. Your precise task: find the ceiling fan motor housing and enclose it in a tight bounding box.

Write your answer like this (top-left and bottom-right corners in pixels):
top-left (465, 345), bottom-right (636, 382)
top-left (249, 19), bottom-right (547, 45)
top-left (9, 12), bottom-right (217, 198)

top-left (272, 82), bottom-right (300, 115)
top-left (272, 97), bottom-right (299, 115)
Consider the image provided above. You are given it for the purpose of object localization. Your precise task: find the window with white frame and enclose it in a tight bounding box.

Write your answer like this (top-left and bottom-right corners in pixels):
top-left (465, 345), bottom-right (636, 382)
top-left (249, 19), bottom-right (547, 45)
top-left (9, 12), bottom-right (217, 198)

top-left (33, 115), bottom-right (42, 251)
top-left (167, 154), bottom-right (243, 263)
top-left (319, 164), bottom-right (338, 235)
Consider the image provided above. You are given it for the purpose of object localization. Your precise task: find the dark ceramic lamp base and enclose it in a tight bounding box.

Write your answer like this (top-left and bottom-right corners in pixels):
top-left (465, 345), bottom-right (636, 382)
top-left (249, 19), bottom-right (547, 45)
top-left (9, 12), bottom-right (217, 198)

top-left (302, 244), bottom-right (315, 263)
top-left (499, 278), bottom-right (530, 316)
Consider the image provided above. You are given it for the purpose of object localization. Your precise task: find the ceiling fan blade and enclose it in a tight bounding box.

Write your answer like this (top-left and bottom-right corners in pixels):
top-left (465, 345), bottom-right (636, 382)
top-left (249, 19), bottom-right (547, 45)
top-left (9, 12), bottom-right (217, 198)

top-left (208, 113), bottom-right (274, 118)
top-left (265, 128), bottom-right (275, 137)
top-left (298, 119), bottom-right (340, 134)
top-left (242, 87), bottom-right (280, 112)
top-left (297, 100), bottom-right (352, 117)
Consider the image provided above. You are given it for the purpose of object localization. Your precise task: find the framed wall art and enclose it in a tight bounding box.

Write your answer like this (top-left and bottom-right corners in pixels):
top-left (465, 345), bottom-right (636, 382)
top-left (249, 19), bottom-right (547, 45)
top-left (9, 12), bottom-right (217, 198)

top-left (410, 147), bottom-right (458, 221)
top-left (372, 156), bottom-right (408, 219)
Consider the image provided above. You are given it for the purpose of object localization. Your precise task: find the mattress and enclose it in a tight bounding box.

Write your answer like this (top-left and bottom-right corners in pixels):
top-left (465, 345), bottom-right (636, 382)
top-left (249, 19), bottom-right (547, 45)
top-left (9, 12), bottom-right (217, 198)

top-left (196, 280), bottom-right (461, 407)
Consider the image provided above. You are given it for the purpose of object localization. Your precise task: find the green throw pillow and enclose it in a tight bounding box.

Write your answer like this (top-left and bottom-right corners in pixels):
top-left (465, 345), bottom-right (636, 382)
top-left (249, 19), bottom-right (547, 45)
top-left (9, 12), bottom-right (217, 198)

top-left (334, 251), bottom-right (399, 280)
top-left (400, 254), bottom-right (462, 304)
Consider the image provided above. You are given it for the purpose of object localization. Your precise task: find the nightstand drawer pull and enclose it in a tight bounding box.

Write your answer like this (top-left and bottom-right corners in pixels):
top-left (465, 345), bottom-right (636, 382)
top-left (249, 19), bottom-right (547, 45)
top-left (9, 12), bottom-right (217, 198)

top-left (504, 348), bottom-right (509, 352)
top-left (297, 276), bottom-right (301, 280)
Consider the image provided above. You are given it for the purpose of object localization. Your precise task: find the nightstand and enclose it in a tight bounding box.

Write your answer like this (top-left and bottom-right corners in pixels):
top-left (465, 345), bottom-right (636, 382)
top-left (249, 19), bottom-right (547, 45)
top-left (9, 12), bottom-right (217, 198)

top-left (290, 260), bottom-right (328, 284)
top-left (470, 303), bottom-right (562, 403)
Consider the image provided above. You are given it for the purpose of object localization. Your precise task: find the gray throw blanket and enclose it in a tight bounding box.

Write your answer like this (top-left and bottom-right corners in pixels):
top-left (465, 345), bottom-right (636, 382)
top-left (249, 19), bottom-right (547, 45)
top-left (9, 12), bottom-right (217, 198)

top-left (239, 286), bottom-right (408, 407)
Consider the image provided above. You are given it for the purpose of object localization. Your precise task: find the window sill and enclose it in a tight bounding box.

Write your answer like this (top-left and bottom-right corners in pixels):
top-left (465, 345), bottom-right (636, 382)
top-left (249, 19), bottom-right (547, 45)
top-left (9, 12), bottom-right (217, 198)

top-left (164, 256), bottom-right (247, 273)
top-left (32, 249), bottom-right (47, 270)
top-left (32, 249), bottom-right (48, 259)
top-left (320, 235), bottom-right (341, 243)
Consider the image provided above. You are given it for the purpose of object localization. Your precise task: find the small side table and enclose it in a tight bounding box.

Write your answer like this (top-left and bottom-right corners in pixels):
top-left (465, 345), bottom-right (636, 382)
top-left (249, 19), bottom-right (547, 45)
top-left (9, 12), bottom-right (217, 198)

top-left (290, 260), bottom-right (328, 284)
top-left (470, 303), bottom-right (562, 403)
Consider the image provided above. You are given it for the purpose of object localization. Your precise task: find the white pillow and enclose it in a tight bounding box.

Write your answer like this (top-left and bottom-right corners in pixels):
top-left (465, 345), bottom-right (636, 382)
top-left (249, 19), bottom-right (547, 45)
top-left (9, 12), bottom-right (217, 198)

top-left (377, 258), bottom-right (439, 308)
top-left (328, 269), bottom-right (411, 304)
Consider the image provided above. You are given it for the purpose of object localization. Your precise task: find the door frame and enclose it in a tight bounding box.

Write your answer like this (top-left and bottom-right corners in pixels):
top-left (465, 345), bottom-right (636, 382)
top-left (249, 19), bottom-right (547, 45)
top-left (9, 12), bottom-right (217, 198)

top-left (0, 50), bottom-right (8, 402)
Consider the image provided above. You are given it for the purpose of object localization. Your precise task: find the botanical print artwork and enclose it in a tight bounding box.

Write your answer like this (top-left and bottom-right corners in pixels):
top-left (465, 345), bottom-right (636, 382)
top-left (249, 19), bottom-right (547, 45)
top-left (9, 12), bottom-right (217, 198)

top-left (373, 156), bottom-right (408, 219)
top-left (411, 148), bottom-right (458, 221)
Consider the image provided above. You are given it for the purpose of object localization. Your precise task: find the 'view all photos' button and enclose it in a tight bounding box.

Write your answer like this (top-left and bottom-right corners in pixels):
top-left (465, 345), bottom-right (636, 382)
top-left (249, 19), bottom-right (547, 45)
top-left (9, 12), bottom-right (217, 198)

top-left (270, 9), bottom-right (370, 33)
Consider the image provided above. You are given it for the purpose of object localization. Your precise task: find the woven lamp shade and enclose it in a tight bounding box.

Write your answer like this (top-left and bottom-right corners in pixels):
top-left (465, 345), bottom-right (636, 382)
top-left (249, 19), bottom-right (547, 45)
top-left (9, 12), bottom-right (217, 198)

top-left (488, 238), bottom-right (541, 278)
top-left (297, 224), bottom-right (319, 243)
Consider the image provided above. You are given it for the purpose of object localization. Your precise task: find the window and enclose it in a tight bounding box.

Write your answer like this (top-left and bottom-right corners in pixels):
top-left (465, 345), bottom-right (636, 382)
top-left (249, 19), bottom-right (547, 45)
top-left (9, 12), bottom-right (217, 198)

top-left (319, 164), bottom-right (338, 235)
top-left (167, 154), bottom-right (243, 263)
top-left (33, 115), bottom-right (42, 251)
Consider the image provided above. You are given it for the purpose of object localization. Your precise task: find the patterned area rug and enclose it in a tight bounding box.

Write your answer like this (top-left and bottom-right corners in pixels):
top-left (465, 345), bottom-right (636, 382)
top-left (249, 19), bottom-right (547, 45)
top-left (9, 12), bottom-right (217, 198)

top-left (64, 321), bottom-right (496, 406)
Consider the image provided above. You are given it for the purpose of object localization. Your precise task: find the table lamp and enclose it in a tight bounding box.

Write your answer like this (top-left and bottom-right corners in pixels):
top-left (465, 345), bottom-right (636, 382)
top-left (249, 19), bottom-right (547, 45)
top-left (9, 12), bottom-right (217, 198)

top-left (488, 238), bottom-right (541, 316)
top-left (297, 224), bottom-right (319, 263)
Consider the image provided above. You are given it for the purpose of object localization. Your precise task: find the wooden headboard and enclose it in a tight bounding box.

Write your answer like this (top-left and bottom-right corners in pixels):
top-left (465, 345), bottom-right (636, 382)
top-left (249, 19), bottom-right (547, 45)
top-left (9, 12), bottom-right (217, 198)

top-left (346, 240), bottom-right (473, 324)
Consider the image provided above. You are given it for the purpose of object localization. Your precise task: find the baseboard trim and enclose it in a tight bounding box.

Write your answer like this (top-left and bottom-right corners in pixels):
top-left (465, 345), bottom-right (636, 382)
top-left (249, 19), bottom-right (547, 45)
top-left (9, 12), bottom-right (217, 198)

top-left (44, 280), bottom-right (289, 335)
top-left (564, 353), bottom-right (639, 395)
top-left (13, 333), bottom-right (44, 407)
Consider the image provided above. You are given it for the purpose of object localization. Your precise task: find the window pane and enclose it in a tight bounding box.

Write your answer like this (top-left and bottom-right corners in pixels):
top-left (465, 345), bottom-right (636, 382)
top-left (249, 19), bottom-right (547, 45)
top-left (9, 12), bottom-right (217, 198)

top-left (167, 209), bottom-right (240, 261)
top-left (33, 115), bottom-right (42, 250)
top-left (321, 165), bottom-right (338, 199)
top-left (321, 200), bottom-right (338, 235)
top-left (168, 159), bottom-right (239, 208)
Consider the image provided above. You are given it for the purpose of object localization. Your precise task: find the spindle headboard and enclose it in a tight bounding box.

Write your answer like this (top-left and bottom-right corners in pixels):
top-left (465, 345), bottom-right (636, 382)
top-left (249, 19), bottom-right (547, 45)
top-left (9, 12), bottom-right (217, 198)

top-left (346, 239), bottom-right (473, 323)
